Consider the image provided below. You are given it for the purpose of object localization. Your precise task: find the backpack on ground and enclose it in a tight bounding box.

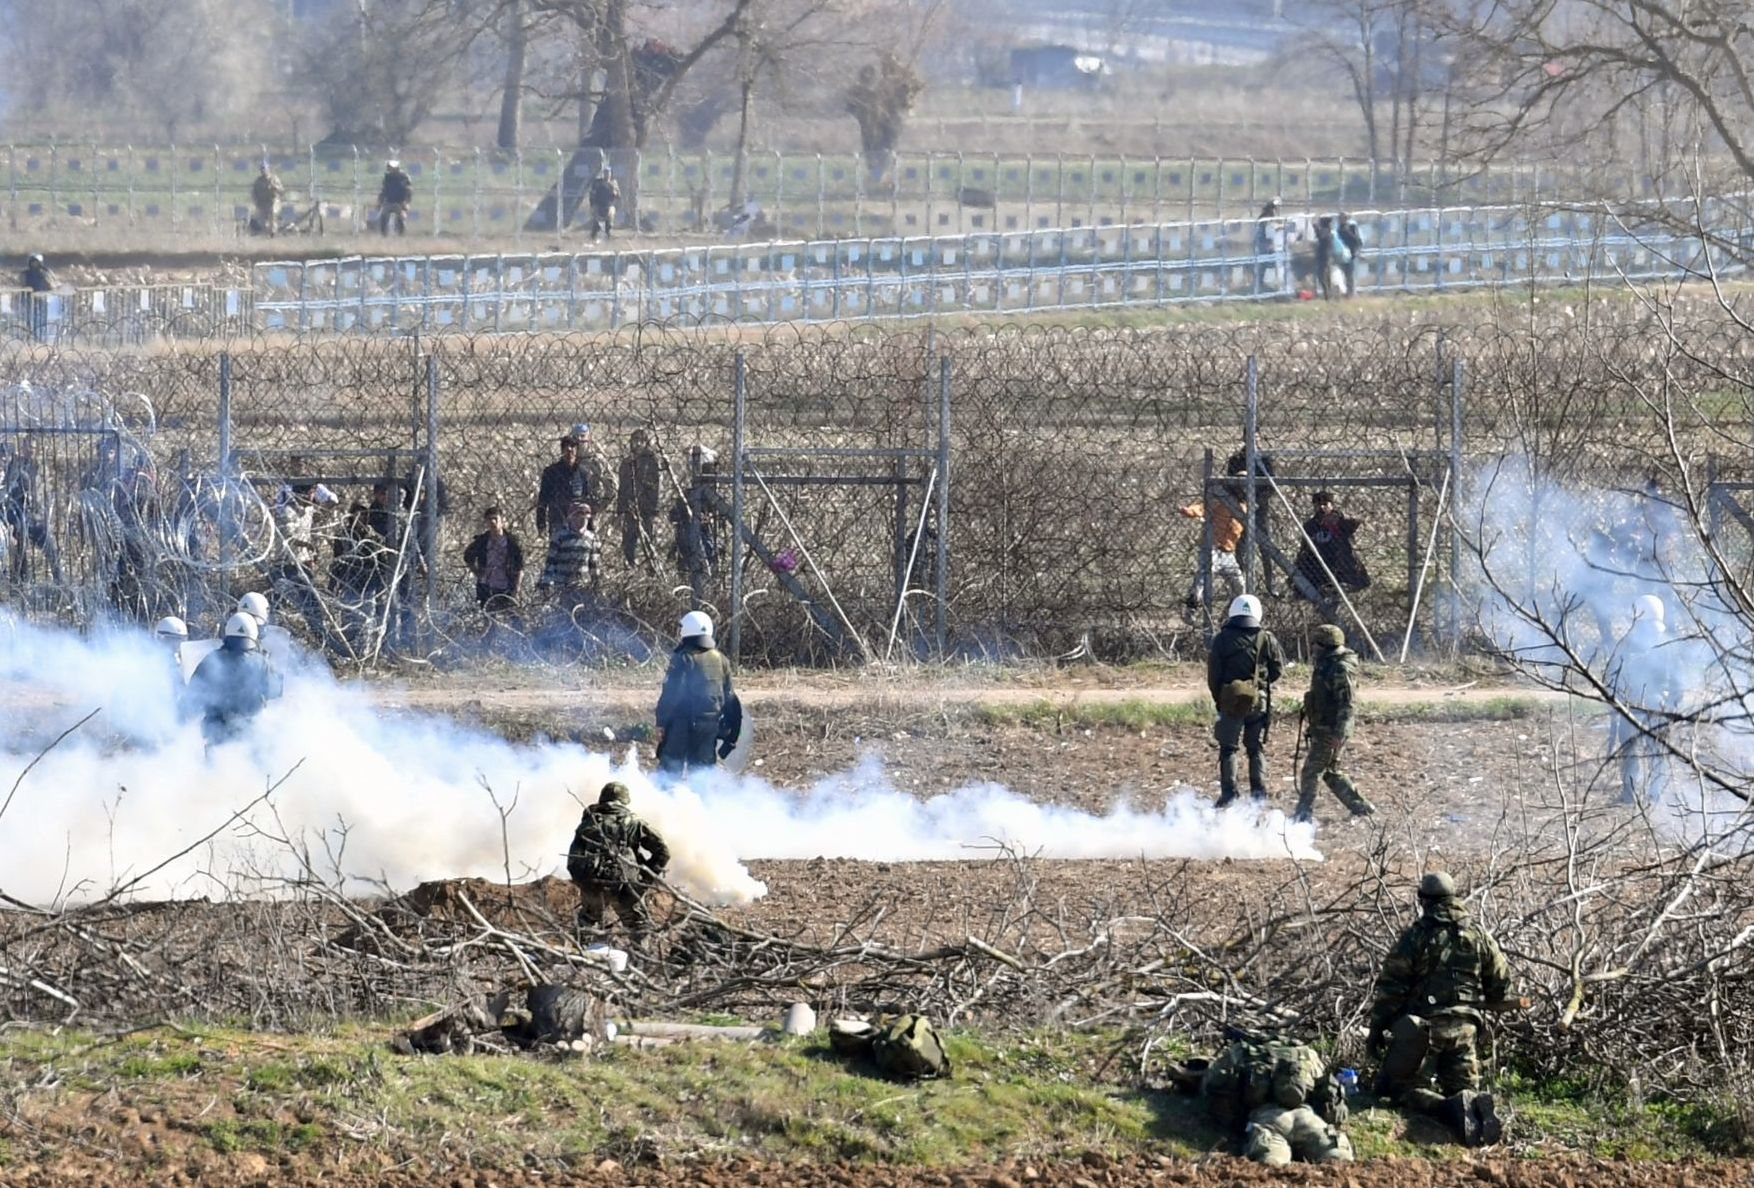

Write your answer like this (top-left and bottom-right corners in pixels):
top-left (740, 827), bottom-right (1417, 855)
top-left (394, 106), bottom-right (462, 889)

top-left (870, 1013), bottom-right (951, 1081)
top-left (1201, 1037), bottom-right (1344, 1128)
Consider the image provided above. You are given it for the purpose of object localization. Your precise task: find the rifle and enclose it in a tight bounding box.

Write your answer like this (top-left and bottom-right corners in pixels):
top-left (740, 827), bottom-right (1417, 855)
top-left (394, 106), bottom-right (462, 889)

top-left (1260, 677), bottom-right (1273, 748)
top-left (1292, 703), bottom-right (1307, 774)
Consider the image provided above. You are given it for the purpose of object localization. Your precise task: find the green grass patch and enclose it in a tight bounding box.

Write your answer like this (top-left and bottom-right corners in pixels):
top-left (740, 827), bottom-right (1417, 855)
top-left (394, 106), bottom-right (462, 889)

top-left (4, 1021), bottom-right (1750, 1167)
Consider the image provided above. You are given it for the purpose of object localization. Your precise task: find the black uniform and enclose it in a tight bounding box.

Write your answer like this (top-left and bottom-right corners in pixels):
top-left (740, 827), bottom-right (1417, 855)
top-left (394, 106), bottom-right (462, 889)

top-left (187, 641), bottom-right (274, 745)
top-left (1207, 617), bottom-right (1285, 805)
top-left (655, 638), bottom-right (736, 774)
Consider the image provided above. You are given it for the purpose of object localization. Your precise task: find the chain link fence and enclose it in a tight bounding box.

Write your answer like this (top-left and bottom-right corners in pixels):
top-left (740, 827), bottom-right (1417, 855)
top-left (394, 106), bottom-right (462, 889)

top-left (0, 304), bottom-right (1745, 666)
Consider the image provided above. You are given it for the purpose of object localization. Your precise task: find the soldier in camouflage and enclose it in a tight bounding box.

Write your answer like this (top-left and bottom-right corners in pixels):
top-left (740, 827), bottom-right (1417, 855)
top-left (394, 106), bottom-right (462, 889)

top-left (1196, 1034), bottom-right (1355, 1166)
top-left (567, 781), bottom-right (670, 940)
top-left (1368, 871), bottom-right (1511, 1146)
top-left (1294, 624), bottom-right (1376, 823)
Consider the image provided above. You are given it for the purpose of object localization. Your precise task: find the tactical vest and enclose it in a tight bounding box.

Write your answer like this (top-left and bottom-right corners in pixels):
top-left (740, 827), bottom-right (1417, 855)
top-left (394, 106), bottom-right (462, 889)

top-left (1405, 915), bottom-right (1492, 1017)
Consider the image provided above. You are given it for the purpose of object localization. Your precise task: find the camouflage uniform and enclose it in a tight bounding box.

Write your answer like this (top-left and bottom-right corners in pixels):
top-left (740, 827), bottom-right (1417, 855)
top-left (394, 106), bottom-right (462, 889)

top-left (1368, 873), bottom-right (1511, 1145)
top-left (1200, 1036), bottom-right (1354, 1167)
top-left (1207, 617), bottom-right (1284, 806)
top-left (567, 783), bottom-right (670, 938)
top-left (251, 169), bottom-right (284, 233)
top-left (1295, 625), bottom-right (1375, 822)
top-left (656, 637), bottom-right (735, 774)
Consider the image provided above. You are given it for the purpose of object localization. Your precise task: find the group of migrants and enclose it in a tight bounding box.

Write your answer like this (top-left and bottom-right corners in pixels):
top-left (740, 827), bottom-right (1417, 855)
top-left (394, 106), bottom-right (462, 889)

top-left (1253, 198), bottom-right (1367, 299)
top-left (1180, 450), bottom-right (1371, 613)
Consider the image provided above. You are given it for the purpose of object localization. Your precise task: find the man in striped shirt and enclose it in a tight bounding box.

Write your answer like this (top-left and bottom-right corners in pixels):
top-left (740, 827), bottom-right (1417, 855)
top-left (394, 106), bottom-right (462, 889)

top-left (537, 501), bottom-right (601, 598)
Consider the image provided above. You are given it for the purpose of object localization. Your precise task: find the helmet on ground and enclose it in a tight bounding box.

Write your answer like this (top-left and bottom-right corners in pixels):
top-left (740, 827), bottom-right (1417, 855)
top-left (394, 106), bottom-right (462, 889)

top-left (238, 591), bottom-right (269, 625)
top-left (598, 781), bottom-right (631, 806)
top-left (1634, 594), bottom-right (1666, 625)
top-left (223, 612), bottom-right (260, 645)
top-left (1312, 624), bottom-right (1345, 649)
top-left (1418, 871), bottom-right (1456, 901)
top-left (155, 616), bottom-right (189, 640)
top-left (679, 610), bottom-right (714, 642)
top-left (1227, 594), bottom-right (1262, 625)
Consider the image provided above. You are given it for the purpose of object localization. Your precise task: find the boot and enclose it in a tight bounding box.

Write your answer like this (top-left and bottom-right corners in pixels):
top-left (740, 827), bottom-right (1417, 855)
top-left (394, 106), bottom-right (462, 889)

top-left (1217, 750), bottom-right (1240, 808)
top-left (1471, 1092), bottom-right (1502, 1146)
top-left (1247, 748), bottom-right (1268, 800)
top-left (1437, 1092), bottom-right (1480, 1146)
top-left (1291, 792), bottom-right (1315, 824)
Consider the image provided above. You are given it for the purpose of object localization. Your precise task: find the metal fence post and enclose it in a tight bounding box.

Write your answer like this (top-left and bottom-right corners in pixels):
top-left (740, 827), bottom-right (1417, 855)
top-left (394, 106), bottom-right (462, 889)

top-left (218, 351), bottom-right (234, 583)
top-left (935, 354), bottom-right (952, 657)
top-left (1243, 355), bottom-right (1259, 591)
top-left (424, 352), bottom-right (441, 639)
top-left (1448, 357), bottom-right (1464, 649)
top-left (729, 352), bottom-right (746, 661)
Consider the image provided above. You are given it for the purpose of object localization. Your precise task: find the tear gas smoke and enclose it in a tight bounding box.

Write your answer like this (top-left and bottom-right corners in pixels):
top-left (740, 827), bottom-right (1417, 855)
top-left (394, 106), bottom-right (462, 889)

top-left (0, 618), bottom-right (1317, 907)
top-left (1463, 458), bottom-right (1753, 830)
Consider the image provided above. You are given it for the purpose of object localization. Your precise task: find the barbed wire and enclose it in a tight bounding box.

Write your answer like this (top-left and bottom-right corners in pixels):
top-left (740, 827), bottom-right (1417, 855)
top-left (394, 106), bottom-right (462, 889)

top-left (0, 303), bottom-right (1747, 664)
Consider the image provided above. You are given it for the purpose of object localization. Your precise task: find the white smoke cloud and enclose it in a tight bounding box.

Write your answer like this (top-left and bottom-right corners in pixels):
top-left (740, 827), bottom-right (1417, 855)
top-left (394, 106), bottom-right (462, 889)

top-left (0, 616), bottom-right (1319, 908)
top-left (1462, 458), bottom-right (1754, 832)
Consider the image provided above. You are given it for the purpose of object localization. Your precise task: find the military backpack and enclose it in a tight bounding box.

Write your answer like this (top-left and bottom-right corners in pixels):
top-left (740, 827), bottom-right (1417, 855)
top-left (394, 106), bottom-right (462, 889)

top-left (1200, 1037), bottom-right (1345, 1129)
top-left (1216, 633), bottom-right (1269, 718)
top-left (871, 1014), bottom-right (951, 1081)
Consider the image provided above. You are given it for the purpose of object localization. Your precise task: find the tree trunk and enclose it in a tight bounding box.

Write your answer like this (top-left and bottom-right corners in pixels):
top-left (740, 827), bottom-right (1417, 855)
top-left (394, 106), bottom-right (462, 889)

top-left (729, 75), bottom-right (754, 208)
top-left (496, 0), bottom-right (527, 150)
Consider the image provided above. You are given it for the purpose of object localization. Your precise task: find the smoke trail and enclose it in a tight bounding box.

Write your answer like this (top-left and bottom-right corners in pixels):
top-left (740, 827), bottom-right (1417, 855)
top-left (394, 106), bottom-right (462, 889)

top-left (0, 617), bottom-right (1318, 908)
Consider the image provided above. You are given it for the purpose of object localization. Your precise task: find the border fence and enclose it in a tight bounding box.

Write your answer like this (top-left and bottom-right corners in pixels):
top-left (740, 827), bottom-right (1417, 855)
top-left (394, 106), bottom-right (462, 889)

top-left (3, 143), bottom-right (1637, 244)
top-left (0, 309), bottom-right (1743, 668)
top-left (7, 197), bottom-right (1745, 346)
top-left (247, 201), bottom-right (1742, 336)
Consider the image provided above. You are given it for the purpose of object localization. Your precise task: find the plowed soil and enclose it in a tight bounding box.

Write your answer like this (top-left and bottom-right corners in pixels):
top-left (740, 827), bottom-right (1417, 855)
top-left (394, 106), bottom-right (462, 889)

top-left (2, 1151), bottom-right (1748, 1187)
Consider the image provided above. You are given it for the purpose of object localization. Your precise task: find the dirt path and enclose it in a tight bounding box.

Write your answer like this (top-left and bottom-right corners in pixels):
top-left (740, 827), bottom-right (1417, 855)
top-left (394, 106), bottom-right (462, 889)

top-left (381, 672), bottom-right (1550, 715)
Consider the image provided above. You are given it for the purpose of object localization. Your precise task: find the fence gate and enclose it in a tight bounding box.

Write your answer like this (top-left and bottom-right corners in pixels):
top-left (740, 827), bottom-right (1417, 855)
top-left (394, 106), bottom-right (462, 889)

top-left (693, 353), bottom-right (952, 663)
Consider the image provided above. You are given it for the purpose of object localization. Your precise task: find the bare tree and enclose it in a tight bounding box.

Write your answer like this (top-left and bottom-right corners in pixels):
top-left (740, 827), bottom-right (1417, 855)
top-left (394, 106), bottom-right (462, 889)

top-left (498, 0), bottom-right (532, 148)
top-left (297, 0), bottom-right (465, 145)
top-left (1445, 0), bottom-right (1754, 193)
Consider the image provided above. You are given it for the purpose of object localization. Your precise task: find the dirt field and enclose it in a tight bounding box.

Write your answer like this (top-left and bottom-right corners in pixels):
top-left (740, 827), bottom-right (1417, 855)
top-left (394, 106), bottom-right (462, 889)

top-left (0, 666), bottom-right (1697, 1183)
top-left (3, 1151), bottom-right (1747, 1187)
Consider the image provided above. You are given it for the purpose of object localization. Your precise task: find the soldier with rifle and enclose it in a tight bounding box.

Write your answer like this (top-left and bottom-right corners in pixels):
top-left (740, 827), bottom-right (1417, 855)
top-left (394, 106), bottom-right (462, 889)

top-left (1293, 623), bottom-right (1375, 823)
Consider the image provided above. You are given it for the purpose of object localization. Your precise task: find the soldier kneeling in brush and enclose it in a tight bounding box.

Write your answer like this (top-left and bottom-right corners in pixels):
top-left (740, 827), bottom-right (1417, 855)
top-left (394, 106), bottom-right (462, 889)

top-left (567, 781), bottom-right (670, 942)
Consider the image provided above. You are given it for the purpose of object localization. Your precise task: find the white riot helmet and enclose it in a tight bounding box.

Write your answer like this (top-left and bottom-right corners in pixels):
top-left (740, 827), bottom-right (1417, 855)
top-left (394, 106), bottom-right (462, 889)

top-left (385, 159), bottom-right (400, 170)
top-left (155, 615), bottom-right (189, 641)
top-left (679, 610), bottom-right (714, 644)
top-left (238, 591), bottom-right (269, 626)
top-left (223, 612), bottom-right (260, 647)
top-left (1634, 594), bottom-right (1666, 626)
top-left (1227, 594), bottom-right (1262, 626)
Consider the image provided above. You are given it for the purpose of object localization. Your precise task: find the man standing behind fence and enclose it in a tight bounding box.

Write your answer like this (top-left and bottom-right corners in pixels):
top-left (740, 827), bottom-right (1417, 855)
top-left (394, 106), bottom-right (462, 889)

top-left (21, 255), bottom-right (54, 341)
top-left (617, 429), bottom-right (661, 569)
top-left (537, 434), bottom-right (592, 544)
